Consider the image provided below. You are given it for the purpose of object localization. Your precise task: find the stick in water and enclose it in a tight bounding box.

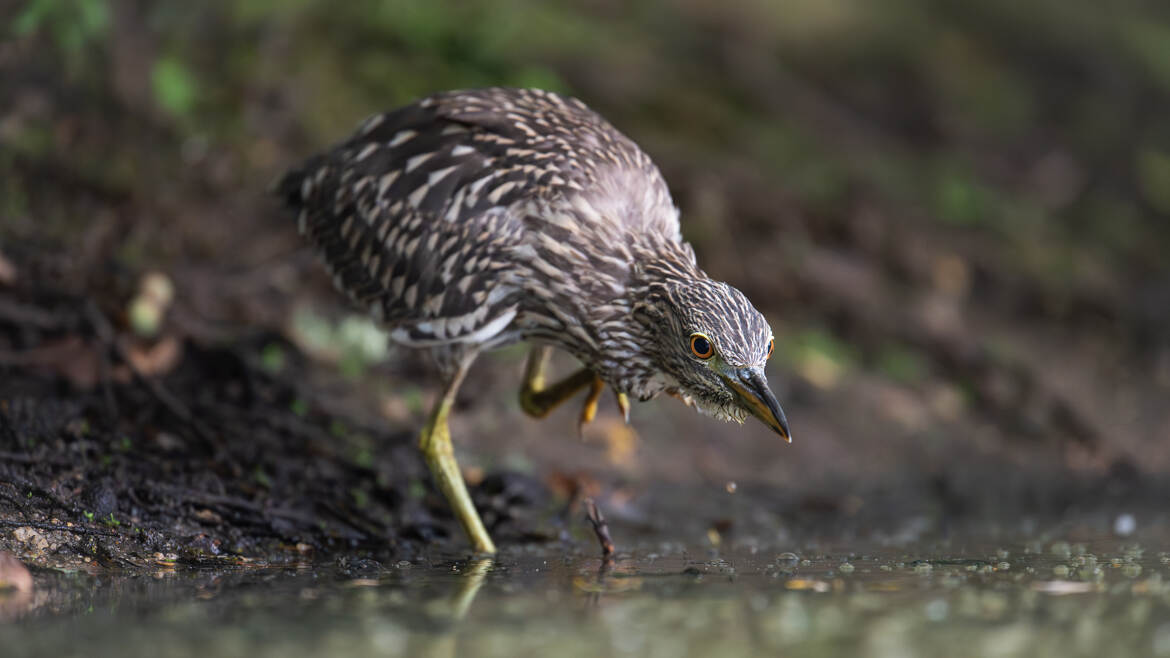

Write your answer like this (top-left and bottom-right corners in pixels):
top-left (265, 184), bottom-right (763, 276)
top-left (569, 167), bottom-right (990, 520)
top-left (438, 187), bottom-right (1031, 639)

top-left (583, 497), bottom-right (615, 557)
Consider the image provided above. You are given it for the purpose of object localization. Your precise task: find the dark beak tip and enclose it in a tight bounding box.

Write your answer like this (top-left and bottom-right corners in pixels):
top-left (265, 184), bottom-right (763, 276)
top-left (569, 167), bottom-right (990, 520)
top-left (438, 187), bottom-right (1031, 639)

top-left (774, 419), bottom-right (792, 443)
top-left (739, 369), bottom-right (792, 444)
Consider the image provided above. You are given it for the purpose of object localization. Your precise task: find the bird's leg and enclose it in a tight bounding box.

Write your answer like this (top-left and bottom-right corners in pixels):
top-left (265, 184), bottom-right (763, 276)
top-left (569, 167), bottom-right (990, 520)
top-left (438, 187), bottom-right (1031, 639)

top-left (519, 347), bottom-right (632, 433)
top-left (419, 352), bottom-right (496, 554)
top-left (577, 376), bottom-right (606, 434)
top-left (613, 390), bottom-right (631, 424)
top-left (518, 346), bottom-right (596, 418)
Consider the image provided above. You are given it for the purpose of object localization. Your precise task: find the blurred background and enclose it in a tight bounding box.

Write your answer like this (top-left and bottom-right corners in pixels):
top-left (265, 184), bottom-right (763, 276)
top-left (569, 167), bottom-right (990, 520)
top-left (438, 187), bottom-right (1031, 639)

top-left (3, 0), bottom-right (1169, 546)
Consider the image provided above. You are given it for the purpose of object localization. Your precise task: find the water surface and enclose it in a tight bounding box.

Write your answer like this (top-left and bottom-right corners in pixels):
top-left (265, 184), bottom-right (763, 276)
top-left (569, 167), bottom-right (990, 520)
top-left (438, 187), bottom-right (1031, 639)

top-left (5, 531), bottom-right (1170, 658)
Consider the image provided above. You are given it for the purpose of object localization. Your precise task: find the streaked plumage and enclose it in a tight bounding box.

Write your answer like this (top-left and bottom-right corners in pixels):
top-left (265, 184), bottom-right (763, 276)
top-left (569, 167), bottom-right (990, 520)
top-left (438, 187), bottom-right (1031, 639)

top-left (278, 87), bottom-right (789, 552)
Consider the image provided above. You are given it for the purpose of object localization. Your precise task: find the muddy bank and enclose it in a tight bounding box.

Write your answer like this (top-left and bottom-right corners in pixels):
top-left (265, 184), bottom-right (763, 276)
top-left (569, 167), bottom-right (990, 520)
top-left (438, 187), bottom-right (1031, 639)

top-left (1, 278), bottom-right (1163, 575)
top-left (0, 275), bottom-right (574, 569)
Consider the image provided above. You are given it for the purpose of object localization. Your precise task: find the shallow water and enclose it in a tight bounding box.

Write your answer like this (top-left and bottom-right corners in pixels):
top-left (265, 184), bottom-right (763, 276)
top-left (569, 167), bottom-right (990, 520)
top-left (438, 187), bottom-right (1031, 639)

top-left (4, 534), bottom-right (1170, 658)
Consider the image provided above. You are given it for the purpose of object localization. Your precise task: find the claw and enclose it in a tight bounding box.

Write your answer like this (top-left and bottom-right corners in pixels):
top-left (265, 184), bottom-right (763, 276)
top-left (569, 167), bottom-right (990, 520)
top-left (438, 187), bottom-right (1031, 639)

top-left (615, 392), bottom-right (630, 424)
top-left (577, 376), bottom-right (605, 437)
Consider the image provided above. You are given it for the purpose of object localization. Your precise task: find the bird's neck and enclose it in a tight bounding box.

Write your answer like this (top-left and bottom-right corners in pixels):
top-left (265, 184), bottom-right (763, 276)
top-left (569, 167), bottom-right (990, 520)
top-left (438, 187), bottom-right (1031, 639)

top-left (513, 230), bottom-right (706, 400)
top-left (586, 235), bottom-right (709, 400)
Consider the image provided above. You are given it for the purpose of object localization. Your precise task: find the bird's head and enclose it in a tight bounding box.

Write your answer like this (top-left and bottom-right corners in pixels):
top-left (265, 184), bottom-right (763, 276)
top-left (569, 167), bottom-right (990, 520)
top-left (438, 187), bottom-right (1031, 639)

top-left (637, 278), bottom-right (791, 441)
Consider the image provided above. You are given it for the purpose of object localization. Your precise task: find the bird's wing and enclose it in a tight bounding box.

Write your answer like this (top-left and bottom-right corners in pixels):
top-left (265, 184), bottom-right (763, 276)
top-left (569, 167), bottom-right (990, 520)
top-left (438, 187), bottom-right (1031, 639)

top-left (276, 87), bottom-right (679, 345)
top-left (434, 88), bottom-right (681, 239)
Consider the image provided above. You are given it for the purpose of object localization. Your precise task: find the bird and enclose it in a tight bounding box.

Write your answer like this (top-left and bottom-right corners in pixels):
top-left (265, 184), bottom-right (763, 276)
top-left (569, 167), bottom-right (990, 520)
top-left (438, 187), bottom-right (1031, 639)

top-left (277, 87), bottom-right (790, 554)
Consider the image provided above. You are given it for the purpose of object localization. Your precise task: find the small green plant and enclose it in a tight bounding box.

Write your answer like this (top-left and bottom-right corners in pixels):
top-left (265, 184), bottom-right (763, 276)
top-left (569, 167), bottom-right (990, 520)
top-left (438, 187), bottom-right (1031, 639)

top-left (290, 398), bottom-right (309, 417)
top-left (151, 53), bottom-right (199, 119)
top-left (103, 513), bottom-right (120, 527)
top-left (352, 445), bottom-right (374, 469)
top-left (83, 510), bottom-right (95, 522)
top-left (876, 344), bottom-right (929, 384)
top-left (350, 488), bottom-right (369, 509)
top-left (12, 0), bottom-right (109, 54)
top-left (260, 343), bottom-right (286, 374)
top-left (252, 466), bottom-right (272, 489)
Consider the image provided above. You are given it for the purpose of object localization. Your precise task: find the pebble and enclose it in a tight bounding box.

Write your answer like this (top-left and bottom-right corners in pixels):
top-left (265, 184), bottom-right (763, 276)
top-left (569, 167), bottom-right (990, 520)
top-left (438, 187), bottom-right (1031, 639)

top-left (0, 552), bottom-right (33, 594)
top-left (1114, 513), bottom-right (1137, 537)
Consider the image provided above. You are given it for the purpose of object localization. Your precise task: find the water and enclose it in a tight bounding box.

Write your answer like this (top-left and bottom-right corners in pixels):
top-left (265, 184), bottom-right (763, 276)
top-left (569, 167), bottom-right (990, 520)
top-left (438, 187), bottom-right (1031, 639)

top-left (4, 536), bottom-right (1170, 657)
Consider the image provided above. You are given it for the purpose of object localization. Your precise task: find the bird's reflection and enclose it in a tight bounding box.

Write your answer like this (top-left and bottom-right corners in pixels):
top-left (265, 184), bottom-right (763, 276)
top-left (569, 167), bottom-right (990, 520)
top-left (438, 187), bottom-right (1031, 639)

top-left (407, 557), bottom-right (493, 658)
top-left (446, 557), bottom-right (493, 621)
top-left (405, 549), bottom-right (646, 656)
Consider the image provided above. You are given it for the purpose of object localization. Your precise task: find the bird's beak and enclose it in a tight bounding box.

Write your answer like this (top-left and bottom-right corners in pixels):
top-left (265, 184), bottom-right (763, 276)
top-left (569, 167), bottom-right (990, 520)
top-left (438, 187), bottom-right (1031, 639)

top-left (722, 367), bottom-right (791, 442)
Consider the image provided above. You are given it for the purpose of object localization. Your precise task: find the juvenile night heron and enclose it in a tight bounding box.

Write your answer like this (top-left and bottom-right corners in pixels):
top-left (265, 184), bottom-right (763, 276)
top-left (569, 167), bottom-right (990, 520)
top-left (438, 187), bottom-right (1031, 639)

top-left (278, 87), bottom-right (790, 553)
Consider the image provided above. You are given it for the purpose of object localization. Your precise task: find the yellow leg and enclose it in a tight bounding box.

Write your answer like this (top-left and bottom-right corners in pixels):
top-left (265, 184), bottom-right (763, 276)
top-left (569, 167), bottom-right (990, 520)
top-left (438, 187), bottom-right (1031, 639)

top-left (518, 346), bottom-right (596, 418)
top-left (578, 376), bottom-right (606, 432)
top-left (419, 355), bottom-right (496, 554)
top-left (518, 346), bottom-right (632, 432)
top-left (614, 390), bottom-right (631, 423)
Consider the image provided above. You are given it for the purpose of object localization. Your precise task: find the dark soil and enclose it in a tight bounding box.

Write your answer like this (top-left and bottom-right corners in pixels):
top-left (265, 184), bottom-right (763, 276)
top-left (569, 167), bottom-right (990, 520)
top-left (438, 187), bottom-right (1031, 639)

top-left (0, 280), bottom-right (563, 568)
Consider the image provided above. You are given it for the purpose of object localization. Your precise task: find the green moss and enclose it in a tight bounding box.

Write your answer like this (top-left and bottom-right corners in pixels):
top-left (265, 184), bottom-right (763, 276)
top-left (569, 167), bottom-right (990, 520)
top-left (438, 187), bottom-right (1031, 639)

top-left (1123, 20), bottom-right (1170, 96)
top-left (876, 345), bottom-right (929, 384)
top-left (781, 329), bottom-right (857, 369)
top-left (933, 168), bottom-right (991, 227)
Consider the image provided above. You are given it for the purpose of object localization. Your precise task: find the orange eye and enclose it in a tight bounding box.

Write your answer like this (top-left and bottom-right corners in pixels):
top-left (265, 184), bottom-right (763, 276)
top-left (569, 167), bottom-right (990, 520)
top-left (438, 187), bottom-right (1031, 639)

top-left (767, 338), bottom-right (775, 360)
top-left (690, 334), bottom-right (714, 359)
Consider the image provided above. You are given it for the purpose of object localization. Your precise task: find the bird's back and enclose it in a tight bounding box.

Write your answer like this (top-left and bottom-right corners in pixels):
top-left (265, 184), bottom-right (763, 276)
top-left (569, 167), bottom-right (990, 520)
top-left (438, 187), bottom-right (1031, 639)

top-left (278, 88), bottom-right (681, 347)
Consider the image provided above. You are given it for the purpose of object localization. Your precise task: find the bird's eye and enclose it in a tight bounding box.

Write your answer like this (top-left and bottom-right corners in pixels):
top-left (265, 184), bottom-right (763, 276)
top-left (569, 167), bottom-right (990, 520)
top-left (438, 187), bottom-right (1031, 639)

top-left (767, 338), bottom-right (774, 360)
top-left (689, 334), bottom-right (714, 359)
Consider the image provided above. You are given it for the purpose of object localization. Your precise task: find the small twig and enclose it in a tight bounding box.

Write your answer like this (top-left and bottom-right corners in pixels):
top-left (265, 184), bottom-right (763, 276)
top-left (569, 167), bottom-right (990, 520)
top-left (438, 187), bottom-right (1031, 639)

top-left (583, 497), bottom-right (615, 557)
top-left (0, 451), bottom-right (39, 464)
top-left (87, 299), bottom-right (192, 424)
top-left (0, 297), bottom-right (76, 331)
top-left (83, 301), bottom-right (223, 451)
top-left (151, 486), bottom-right (321, 527)
top-left (0, 519), bottom-right (116, 537)
top-left (0, 451), bottom-right (76, 468)
top-left (315, 500), bottom-right (379, 541)
top-left (94, 330), bottom-right (119, 420)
